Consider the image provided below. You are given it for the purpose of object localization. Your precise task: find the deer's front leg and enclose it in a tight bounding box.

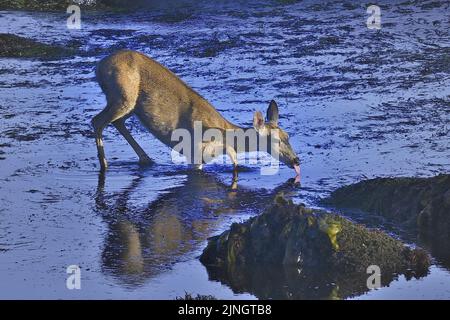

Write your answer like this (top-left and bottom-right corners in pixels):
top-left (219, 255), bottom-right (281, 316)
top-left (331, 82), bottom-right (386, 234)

top-left (225, 146), bottom-right (238, 171)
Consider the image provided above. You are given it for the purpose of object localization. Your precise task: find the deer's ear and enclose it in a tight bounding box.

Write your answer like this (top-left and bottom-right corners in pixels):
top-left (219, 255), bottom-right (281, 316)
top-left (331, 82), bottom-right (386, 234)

top-left (266, 100), bottom-right (279, 125)
top-left (253, 111), bottom-right (265, 131)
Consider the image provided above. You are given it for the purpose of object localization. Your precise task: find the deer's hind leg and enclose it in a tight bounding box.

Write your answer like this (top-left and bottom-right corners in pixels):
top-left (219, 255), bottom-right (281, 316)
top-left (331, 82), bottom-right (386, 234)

top-left (92, 67), bottom-right (146, 169)
top-left (112, 118), bottom-right (152, 165)
top-left (91, 100), bottom-right (140, 170)
top-left (92, 107), bottom-right (112, 170)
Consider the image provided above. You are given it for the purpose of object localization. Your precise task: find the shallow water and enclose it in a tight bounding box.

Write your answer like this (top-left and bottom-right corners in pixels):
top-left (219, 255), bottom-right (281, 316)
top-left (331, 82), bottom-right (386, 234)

top-left (0, 0), bottom-right (449, 299)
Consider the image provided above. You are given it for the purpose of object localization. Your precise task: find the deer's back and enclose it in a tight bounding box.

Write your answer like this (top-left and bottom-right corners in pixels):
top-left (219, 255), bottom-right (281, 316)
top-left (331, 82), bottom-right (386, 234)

top-left (96, 50), bottom-right (235, 144)
top-left (96, 50), bottom-right (193, 105)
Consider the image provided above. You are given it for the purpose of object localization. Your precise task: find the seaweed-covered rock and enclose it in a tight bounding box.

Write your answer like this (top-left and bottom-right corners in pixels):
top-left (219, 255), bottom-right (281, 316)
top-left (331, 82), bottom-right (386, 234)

top-left (200, 197), bottom-right (430, 299)
top-left (323, 174), bottom-right (450, 239)
top-left (0, 34), bottom-right (75, 59)
top-left (0, 0), bottom-right (188, 11)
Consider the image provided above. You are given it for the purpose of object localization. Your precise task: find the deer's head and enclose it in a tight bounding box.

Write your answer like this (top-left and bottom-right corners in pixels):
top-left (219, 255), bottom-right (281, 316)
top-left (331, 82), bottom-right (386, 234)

top-left (253, 100), bottom-right (300, 175)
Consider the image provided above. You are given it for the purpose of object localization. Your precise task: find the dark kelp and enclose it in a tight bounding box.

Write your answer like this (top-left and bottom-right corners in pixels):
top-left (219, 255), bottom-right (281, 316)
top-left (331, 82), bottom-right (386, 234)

top-left (200, 197), bottom-right (430, 299)
top-left (0, 34), bottom-right (75, 59)
top-left (0, 0), bottom-right (78, 11)
top-left (0, 0), bottom-right (113, 11)
top-left (0, 0), bottom-right (192, 11)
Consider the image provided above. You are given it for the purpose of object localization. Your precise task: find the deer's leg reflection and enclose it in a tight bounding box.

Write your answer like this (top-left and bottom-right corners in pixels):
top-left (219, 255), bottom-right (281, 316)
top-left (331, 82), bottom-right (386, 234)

top-left (95, 171), bottom-right (148, 280)
top-left (95, 169), bottom-right (107, 211)
top-left (230, 167), bottom-right (238, 191)
top-left (95, 170), bottom-right (196, 285)
top-left (95, 169), bottom-right (145, 214)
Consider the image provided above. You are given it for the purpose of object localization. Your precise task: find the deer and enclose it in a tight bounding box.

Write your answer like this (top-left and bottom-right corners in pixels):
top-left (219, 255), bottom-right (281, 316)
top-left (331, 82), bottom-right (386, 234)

top-left (91, 50), bottom-right (300, 178)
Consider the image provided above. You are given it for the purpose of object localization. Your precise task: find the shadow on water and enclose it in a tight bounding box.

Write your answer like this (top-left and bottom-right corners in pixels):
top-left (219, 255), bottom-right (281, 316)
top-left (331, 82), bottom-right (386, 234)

top-left (93, 167), bottom-right (299, 287)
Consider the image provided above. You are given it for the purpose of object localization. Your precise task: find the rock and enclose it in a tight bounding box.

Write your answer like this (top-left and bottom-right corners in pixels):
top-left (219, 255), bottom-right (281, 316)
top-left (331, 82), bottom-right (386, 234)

top-left (0, 0), bottom-right (73, 11)
top-left (200, 197), bottom-right (430, 299)
top-left (323, 174), bottom-right (450, 241)
top-left (0, 34), bottom-right (75, 59)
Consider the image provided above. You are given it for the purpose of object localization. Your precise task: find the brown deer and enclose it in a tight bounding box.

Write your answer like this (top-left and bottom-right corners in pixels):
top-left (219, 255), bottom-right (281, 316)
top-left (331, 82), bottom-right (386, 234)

top-left (91, 50), bottom-right (300, 177)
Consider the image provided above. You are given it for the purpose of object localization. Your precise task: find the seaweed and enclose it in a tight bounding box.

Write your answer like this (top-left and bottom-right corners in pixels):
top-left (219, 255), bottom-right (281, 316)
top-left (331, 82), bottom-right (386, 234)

top-left (323, 174), bottom-right (450, 240)
top-left (0, 33), bottom-right (76, 59)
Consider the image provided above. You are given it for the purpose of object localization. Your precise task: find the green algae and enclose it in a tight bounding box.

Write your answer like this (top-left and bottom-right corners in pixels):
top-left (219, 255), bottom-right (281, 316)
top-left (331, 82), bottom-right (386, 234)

top-left (319, 217), bottom-right (342, 251)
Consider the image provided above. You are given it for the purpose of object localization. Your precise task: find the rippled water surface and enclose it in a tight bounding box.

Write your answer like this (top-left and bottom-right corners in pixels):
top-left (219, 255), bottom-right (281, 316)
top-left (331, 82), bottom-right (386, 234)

top-left (0, 0), bottom-right (449, 299)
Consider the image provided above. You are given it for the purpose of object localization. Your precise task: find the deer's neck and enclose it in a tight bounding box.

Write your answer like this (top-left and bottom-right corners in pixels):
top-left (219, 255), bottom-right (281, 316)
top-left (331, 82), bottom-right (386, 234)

top-left (205, 102), bottom-right (265, 153)
top-left (222, 124), bottom-right (269, 153)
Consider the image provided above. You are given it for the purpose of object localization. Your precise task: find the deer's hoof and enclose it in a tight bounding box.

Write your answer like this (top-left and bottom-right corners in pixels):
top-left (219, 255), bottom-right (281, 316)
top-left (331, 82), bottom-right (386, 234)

top-left (138, 156), bottom-right (153, 166)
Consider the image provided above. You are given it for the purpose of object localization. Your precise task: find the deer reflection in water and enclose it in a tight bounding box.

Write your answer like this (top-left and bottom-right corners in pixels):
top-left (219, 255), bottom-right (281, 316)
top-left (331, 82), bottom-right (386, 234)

top-left (94, 168), bottom-right (299, 287)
